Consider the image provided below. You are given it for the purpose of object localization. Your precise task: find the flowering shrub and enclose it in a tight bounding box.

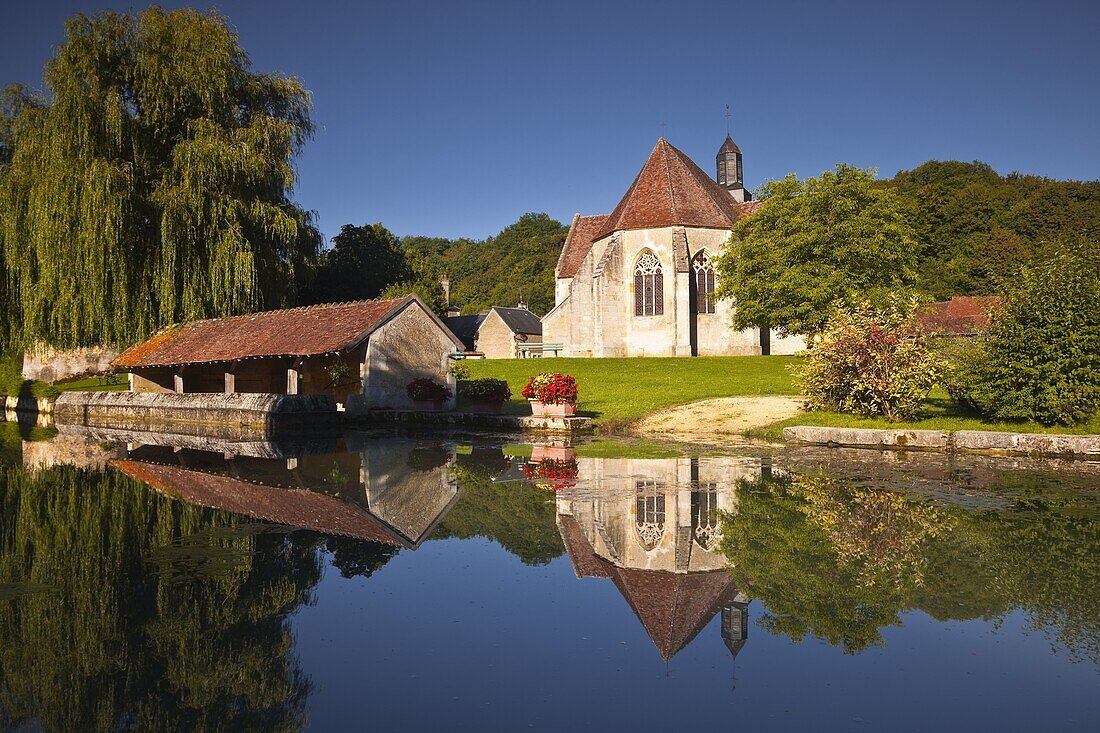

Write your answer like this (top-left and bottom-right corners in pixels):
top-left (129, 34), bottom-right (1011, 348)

top-left (406, 378), bottom-right (452, 402)
top-left (521, 372), bottom-right (578, 405)
top-left (796, 298), bottom-right (944, 422)
top-left (523, 458), bottom-right (579, 490)
top-left (461, 378), bottom-right (512, 403)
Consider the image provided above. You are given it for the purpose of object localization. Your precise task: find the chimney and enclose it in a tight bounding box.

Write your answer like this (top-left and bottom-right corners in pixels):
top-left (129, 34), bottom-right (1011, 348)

top-left (440, 274), bottom-right (450, 306)
top-left (517, 299), bottom-right (528, 310)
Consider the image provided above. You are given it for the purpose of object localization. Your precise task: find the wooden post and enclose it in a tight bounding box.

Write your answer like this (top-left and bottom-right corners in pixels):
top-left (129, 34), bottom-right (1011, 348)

top-left (224, 361), bottom-right (237, 394)
top-left (287, 365), bottom-right (299, 395)
top-left (174, 367), bottom-right (185, 394)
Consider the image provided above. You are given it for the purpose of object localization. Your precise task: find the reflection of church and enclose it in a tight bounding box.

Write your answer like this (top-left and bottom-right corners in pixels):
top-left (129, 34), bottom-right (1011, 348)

top-left (555, 456), bottom-right (755, 662)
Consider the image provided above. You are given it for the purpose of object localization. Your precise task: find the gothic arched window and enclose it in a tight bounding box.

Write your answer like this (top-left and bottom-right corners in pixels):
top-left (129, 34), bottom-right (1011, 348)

top-left (634, 250), bottom-right (664, 316)
top-left (691, 485), bottom-right (720, 551)
top-left (692, 251), bottom-right (716, 314)
top-left (635, 480), bottom-right (666, 550)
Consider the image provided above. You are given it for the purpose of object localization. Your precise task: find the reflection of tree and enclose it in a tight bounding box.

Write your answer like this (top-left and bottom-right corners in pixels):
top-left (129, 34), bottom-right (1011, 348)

top-left (0, 464), bottom-right (322, 732)
top-left (432, 452), bottom-right (564, 565)
top-left (720, 470), bottom-right (1100, 662)
top-left (324, 534), bottom-right (401, 579)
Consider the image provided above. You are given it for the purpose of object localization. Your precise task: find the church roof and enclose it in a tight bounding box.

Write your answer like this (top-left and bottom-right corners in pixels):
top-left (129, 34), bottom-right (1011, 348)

top-left (718, 134), bottom-right (741, 155)
top-left (596, 138), bottom-right (744, 239)
top-left (609, 566), bottom-right (741, 661)
top-left (735, 199), bottom-right (765, 216)
top-left (557, 511), bottom-right (740, 661)
top-left (557, 214), bottom-right (608, 279)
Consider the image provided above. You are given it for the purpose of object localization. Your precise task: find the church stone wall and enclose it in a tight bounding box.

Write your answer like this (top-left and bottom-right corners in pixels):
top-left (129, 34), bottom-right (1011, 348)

top-left (547, 225), bottom-right (797, 357)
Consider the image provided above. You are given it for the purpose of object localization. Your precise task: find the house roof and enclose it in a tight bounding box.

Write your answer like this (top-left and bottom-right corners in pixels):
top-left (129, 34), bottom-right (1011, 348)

top-left (914, 295), bottom-right (1001, 335)
top-left (735, 199), bottom-right (765, 216)
top-left (557, 214), bottom-right (609, 279)
top-left (112, 459), bottom-right (406, 546)
top-left (114, 295), bottom-right (456, 368)
top-left (490, 307), bottom-right (542, 336)
top-left (444, 314), bottom-right (487, 351)
top-left (595, 138), bottom-right (744, 239)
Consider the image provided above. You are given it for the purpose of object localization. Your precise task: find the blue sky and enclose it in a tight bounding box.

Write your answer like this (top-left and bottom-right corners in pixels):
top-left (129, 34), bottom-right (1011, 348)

top-left (4, 1), bottom-right (1098, 241)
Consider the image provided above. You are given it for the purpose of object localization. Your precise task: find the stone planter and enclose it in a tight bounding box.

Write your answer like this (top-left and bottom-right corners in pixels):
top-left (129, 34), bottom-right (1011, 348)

top-left (411, 399), bottom-right (446, 412)
top-left (530, 401), bottom-right (576, 418)
top-left (531, 445), bottom-right (577, 462)
top-left (469, 399), bottom-right (505, 415)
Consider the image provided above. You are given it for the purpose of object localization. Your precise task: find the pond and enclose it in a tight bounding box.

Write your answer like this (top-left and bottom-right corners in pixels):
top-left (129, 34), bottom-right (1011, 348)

top-left (0, 424), bottom-right (1097, 732)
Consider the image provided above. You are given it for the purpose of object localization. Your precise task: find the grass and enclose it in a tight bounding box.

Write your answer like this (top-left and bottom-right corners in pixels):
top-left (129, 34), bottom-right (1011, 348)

top-left (748, 389), bottom-right (1100, 442)
top-left (2, 353), bottom-right (127, 400)
top-left (464, 355), bottom-right (800, 430)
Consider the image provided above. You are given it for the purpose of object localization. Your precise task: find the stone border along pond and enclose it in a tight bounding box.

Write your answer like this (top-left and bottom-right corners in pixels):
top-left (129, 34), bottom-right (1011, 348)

top-left (784, 425), bottom-right (1100, 458)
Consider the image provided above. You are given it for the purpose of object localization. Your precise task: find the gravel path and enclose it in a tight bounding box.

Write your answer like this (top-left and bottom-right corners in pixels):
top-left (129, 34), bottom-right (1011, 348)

top-left (630, 396), bottom-right (804, 447)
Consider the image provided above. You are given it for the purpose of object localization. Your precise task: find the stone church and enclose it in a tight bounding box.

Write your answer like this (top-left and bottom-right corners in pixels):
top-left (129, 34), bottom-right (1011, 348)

top-left (543, 135), bottom-right (805, 356)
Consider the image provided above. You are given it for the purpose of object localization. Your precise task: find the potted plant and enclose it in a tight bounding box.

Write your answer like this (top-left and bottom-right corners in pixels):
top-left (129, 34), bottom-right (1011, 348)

top-left (461, 378), bottom-right (512, 414)
top-left (521, 372), bottom-right (578, 417)
top-left (523, 456), bottom-right (580, 491)
top-left (406, 378), bottom-right (453, 411)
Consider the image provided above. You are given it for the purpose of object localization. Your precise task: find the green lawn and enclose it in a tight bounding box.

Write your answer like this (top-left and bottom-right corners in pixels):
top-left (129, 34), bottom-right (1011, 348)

top-left (748, 391), bottom-right (1100, 442)
top-left (464, 355), bottom-right (799, 429)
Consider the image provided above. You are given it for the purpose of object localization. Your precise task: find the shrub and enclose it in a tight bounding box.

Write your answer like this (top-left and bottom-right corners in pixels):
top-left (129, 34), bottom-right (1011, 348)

top-left (461, 378), bottom-right (511, 403)
top-left (950, 238), bottom-right (1100, 425)
top-left (406, 378), bottom-right (452, 402)
top-left (796, 298), bottom-right (944, 421)
top-left (520, 373), bottom-right (578, 405)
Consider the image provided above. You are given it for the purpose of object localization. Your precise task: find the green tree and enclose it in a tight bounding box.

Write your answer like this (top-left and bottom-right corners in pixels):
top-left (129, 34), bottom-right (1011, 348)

top-left (715, 164), bottom-right (919, 337)
top-left (380, 247), bottom-right (447, 313)
top-left (401, 212), bottom-right (567, 315)
top-left (0, 8), bottom-right (320, 351)
top-left (301, 223), bottom-right (410, 304)
top-left (951, 237), bottom-right (1100, 425)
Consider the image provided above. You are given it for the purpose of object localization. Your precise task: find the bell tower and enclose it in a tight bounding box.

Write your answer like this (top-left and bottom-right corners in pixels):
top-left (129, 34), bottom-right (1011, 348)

top-left (716, 134), bottom-right (749, 203)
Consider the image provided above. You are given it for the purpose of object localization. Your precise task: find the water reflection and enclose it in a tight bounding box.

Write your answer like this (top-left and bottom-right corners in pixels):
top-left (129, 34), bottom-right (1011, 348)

top-left (0, 427), bottom-right (1097, 731)
top-left (551, 452), bottom-right (754, 661)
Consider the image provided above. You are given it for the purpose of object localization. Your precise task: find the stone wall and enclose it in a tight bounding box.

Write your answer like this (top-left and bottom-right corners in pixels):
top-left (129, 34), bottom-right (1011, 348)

top-left (352, 301), bottom-right (458, 412)
top-left (53, 391), bottom-right (337, 430)
top-left (22, 344), bottom-right (120, 382)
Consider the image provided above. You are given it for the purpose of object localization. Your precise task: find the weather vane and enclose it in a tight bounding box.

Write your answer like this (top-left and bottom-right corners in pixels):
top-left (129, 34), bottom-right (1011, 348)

top-left (725, 104), bottom-right (731, 135)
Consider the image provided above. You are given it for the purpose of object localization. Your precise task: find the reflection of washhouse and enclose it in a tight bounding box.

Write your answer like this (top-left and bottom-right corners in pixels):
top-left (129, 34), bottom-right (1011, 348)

top-left (556, 456), bottom-right (754, 665)
top-left (110, 436), bottom-right (461, 549)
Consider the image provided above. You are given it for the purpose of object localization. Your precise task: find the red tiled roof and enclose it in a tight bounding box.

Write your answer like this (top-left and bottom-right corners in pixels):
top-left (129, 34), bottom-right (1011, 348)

top-left (914, 295), bottom-right (1001, 335)
top-left (112, 459), bottom-right (405, 545)
top-left (557, 512), bottom-right (739, 660)
top-left (557, 515), bottom-right (614, 579)
top-left (114, 296), bottom-right (414, 368)
top-left (556, 214), bottom-right (608, 279)
top-left (609, 566), bottom-right (740, 661)
top-left (596, 139), bottom-right (744, 239)
top-left (735, 199), bottom-right (765, 216)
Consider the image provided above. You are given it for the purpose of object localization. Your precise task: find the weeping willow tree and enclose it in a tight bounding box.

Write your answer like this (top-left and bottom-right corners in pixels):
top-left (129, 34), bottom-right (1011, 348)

top-left (0, 7), bottom-right (321, 350)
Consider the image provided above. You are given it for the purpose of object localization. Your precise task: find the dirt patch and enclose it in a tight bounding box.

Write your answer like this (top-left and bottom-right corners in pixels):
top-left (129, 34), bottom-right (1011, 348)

top-left (630, 396), bottom-right (804, 448)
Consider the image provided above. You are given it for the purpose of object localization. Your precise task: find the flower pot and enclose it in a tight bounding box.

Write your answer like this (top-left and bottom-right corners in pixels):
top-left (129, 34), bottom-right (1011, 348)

top-left (543, 402), bottom-right (577, 418)
top-left (531, 445), bottom-right (577, 462)
top-left (411, 398), bottom-right (446, 412)
top-left (470, 399), bottom-right (504, 415)
top-left (528, 399), bottom-right (547, 417)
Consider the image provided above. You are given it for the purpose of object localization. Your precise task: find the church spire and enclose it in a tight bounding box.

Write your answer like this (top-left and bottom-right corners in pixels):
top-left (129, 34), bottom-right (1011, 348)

top-left (716, 118), bottom-right (750, 203)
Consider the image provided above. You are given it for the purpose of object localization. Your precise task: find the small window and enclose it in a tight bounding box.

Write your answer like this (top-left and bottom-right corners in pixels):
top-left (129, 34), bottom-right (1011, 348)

top-left (634, 251), bottom-right (664, 316)
top-left (692, 251), bottom-right (716, 314)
